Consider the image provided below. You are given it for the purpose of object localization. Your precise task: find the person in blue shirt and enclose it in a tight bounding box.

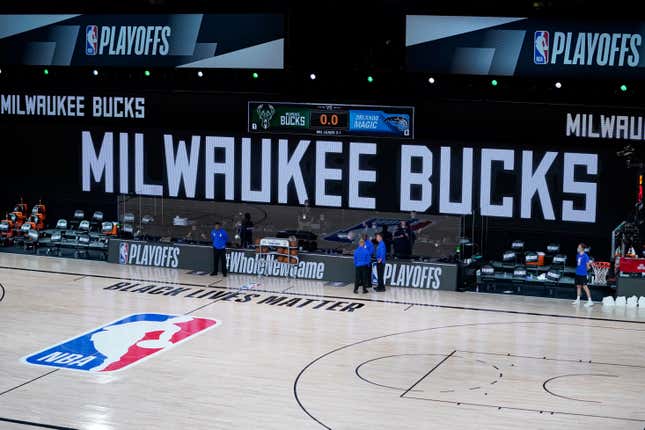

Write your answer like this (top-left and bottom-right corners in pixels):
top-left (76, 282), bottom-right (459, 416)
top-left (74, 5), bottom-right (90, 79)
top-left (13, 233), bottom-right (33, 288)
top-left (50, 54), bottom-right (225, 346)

top-left (375, 233), bottom-right (387, 291)
top-left (362, 233), bottom-right (374, 257)
top-left (573, 243), bottom-right (593, 307)
top-left (360, 234), bottom-right (375, 291)
top-left (210, 222), bottom-right (229, 277)
top-left (353, 238), bottom-right (371, 294)
top-left (380, 224), bottom-right (393, 256)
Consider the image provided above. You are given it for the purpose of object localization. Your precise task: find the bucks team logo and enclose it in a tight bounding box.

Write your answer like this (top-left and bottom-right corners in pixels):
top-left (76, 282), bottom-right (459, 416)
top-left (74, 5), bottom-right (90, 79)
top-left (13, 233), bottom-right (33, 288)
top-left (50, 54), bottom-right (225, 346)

top-left (23, 314), bottom-right (219, 372)
top-left (256, 104), bottom-right (276, 130)
top-left (86, 25), bottom-right (98, 56)
top-left (534, 31), bottom-right (549, 64)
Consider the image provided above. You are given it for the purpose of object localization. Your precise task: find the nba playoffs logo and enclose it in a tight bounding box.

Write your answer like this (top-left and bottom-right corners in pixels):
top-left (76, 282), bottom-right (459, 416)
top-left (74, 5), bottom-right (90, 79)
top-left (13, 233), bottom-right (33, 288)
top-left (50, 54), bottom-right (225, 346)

top-left (23, 314), bottom-right (219, 372)
top-left (86, 25), bottom-right (98, 55)
top-left (534, 31), bottom-right (549, 64)
top-left (119, 242), bottom-right (129, 264)
top-left (371, 263), bottom-right (378, 286)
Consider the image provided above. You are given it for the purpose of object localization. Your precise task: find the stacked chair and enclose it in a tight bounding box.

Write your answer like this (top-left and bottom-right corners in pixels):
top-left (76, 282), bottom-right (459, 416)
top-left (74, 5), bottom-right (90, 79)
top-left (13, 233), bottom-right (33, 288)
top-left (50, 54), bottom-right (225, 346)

top-left (40, 209), bottom-right (114, 260)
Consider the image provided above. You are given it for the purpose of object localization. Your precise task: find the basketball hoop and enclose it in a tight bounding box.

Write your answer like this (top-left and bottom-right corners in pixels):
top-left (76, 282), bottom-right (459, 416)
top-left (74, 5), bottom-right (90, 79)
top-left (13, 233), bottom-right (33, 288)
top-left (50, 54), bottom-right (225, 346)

top-left (590, 261), bottom-right (611, 286)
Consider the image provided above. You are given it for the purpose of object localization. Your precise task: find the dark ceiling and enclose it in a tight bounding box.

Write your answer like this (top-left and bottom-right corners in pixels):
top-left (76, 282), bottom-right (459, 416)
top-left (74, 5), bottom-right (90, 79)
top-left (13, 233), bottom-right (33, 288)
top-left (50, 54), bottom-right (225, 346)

top-left (0, 0), bottom-right (642, 106)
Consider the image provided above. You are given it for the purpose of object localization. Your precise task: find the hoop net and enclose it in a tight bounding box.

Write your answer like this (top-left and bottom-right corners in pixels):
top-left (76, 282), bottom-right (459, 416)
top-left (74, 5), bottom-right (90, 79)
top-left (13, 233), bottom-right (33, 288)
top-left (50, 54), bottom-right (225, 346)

top-left (590, 261), bottom-right (611, 285)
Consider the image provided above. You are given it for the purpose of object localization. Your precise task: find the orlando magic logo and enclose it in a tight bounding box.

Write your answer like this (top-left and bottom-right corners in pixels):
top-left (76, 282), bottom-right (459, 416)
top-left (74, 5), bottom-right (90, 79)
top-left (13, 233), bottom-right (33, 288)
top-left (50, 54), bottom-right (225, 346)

top-left (86, 25), bottom-right (98, 56)
top-left (384, 115), bottom-right (410, 136)
top-left (256, 104), bottom-right (276, 130)
top-left (534, 31), bottom-right (549, 64)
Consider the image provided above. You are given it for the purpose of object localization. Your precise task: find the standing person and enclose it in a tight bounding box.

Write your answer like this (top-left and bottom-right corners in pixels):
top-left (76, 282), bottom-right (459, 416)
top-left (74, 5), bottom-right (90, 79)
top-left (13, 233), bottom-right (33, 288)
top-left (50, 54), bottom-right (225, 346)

top-left (393, 221), bottom-right (411, 259)
top-left (297, 199), bottom-right (312, 230)
top-left (375, 233), bottom-right (387, 292)
top-left (210, 222), bottom-right (229, 277)
top-left (361, 233), bottom-right (374, 257)
top-left (361, 234), bottom-right (375, 291)
top-left (240, 212), bottom-right (254, 249)
top-left (573, 243), bottom-right (593, 307)
top-left (405, 221), bottom-right (416, 255)
top-left (380, 224), bottom-right (393, 256)
top-left (353, 239), bottom-right (371, 294)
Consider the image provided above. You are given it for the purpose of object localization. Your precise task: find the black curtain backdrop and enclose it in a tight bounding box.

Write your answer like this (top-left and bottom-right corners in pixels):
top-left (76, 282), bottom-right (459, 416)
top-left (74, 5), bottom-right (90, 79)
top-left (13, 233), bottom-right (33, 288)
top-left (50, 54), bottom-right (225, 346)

top-left (0, 89), bottom-right (640, 263)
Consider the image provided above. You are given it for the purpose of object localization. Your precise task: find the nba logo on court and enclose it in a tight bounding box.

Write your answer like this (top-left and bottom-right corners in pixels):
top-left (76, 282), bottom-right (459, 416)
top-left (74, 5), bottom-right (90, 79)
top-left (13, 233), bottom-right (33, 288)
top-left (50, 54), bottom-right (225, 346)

top-left (534, 31), bottom-right (549, 64)
top-left (23, 314), bottom-right (219, 372)
top-left (119, 242), bottom-right (129, 264)
top-left (86, 25), bottom-right (98, 55)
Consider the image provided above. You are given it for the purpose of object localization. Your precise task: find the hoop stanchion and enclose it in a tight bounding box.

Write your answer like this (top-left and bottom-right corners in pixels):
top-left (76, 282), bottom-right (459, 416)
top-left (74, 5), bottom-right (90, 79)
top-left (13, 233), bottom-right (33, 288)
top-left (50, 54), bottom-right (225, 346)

top-left (590, 261), bottom-right (611, 286)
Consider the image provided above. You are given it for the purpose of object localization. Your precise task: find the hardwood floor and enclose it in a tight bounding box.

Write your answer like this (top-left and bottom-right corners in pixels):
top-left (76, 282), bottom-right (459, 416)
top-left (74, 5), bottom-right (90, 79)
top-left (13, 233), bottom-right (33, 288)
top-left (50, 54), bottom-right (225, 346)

top-left (0, 253), bottom-right (643, 430)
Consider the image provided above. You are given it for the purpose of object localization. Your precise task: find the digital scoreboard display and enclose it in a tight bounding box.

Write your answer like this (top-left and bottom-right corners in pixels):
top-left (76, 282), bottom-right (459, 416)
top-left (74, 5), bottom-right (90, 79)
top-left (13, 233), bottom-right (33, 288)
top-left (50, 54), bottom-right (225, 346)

top-left (248, 102), bottom-right (414, 139)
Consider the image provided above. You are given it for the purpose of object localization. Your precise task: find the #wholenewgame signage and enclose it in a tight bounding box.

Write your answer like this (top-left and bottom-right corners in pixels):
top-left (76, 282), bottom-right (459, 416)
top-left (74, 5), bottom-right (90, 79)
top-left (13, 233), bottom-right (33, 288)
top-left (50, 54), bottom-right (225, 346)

top-left (0, 14), bottom-right (284, 68)
top-left (406, 15), bottom-right (644, 77)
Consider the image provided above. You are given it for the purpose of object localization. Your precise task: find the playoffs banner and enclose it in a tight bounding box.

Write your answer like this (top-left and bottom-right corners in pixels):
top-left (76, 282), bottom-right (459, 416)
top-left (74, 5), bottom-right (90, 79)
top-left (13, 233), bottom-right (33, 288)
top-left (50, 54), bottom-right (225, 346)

top-left (106, 243), bottom-right (459, 290)
top-left (0, 14), bottom-right (284, 68)
top-left (406, 15), bottom-right (644, 77)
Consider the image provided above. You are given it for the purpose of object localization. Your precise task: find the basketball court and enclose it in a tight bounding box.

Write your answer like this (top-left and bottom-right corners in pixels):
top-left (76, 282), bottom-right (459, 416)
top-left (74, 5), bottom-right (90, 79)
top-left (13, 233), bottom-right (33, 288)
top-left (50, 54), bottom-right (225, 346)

top-left (1, 253), bottom-right (644, 430)
top-left (1, 2), bottom-right (644, 430)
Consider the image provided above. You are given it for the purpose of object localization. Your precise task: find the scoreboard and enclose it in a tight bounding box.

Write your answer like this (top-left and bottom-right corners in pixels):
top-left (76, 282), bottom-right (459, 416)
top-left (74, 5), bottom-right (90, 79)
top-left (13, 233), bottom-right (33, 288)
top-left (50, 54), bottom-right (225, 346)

top-left (248, 101), bottom-right (414, 139)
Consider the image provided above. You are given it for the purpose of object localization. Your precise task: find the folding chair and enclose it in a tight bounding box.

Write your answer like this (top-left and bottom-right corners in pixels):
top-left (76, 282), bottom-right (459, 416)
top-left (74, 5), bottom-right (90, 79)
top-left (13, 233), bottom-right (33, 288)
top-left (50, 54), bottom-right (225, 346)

top-left (23, 229), bottom-right (39, 253)
top-left (512, 266), bottom-right (527, 294)
top-left (47, 231), bottom-right (62, 256)
top-left (56, 219), bottom-right (68, 232)
top-left (75, 234), bottom-right (91, 258)
top-left (91, 211), bottom-right (104, 231)
top-left (78, 220), bottom-right (91, 234)
top-left (479, 265), bottom-right (496, 292)
top-left (70, 210), bottom-right (84, 230)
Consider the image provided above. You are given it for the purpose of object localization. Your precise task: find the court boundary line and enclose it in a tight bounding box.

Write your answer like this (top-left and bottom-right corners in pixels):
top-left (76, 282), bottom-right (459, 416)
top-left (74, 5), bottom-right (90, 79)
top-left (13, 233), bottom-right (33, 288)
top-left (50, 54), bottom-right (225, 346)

top-left (456, 349), bottom-right (645, 369)
top-left (398, 353), bottom-right (637, 410)
top-left (0, 369), bottom-right (59, 397)
top-left (354, 353), bottom-right (432, 392)
top-left (355, 351), bottom-right (640, 398)
top-left (400, 350), bottom-right (456, 398)
top-left (356, 352), bottom-right (501, 393)
top-left (400, 396), bottom-right (645, 423)
top-left (0, 417), bottom-right (78, 430)
top-left (541, 374), bottom-right (616, 404)
top-left (292, 321), bottom-right (645, 429)
top-left (1, 264), bottom-right (645, 325)
top-left (184, 298), bottom-right (226, 315)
